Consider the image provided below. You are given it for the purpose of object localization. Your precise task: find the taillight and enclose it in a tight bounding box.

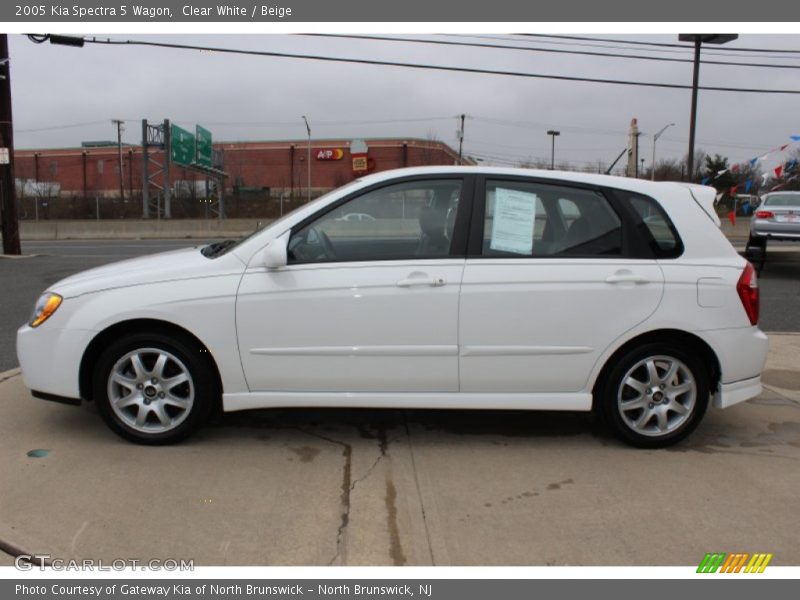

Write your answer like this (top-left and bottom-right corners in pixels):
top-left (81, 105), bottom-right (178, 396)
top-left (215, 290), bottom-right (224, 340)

top-left (755, 210), bottom-right (774, 219)
top-left (736, 262), bottom-right (759, 326)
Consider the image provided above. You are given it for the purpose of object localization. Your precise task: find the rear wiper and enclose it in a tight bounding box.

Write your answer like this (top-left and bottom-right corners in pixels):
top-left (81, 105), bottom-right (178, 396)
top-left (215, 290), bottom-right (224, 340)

top-left (201, 239), bottom-right (237, 258)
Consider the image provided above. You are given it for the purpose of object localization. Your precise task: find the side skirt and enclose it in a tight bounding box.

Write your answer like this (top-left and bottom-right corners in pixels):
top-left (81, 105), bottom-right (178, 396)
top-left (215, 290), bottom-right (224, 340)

top-left (222, 391), bottom-right (592, 413)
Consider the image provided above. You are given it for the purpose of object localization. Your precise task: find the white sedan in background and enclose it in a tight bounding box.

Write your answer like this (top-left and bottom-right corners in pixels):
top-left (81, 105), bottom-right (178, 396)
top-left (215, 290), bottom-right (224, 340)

top-left (17, 167), bottom-right (768, 447)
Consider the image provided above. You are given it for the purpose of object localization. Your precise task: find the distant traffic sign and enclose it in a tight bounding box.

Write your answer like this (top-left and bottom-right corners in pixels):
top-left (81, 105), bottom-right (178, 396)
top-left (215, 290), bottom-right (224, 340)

top-left (196, 125), bottom-right (212, 168)
top-left (170, 124), bottom-right (195, 167)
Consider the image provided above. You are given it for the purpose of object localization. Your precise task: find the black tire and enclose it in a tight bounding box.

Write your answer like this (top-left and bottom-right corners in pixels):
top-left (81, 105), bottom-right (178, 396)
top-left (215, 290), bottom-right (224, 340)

top-left (92, 331), bottom-right (218, 445)
top-left (597, 342), bottom-right (709, 448)
top-left (744, 235), bottom-right (766, 271)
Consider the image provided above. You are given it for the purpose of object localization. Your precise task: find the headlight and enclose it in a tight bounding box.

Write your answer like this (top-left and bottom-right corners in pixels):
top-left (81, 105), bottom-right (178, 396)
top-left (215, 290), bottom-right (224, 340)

top-left (30, 292), bottom-right (63, 328)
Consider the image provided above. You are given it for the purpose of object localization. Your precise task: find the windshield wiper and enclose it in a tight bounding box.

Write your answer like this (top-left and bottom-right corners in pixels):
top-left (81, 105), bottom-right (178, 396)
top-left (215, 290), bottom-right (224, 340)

top-left (201, 239), bottom-right (237, 258)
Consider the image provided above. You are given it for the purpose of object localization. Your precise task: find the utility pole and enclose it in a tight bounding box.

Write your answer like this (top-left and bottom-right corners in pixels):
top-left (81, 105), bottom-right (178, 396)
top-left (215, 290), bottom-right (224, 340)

top-left (457, 114), bottom-right (465, 165)
top-left (678, 34), bottom-right (738, 181)
top-left (0, 34), bottom-right (20, 255)
top-left (112, 119), bottom-right (125, 202)
top-left (302, 116), bottom-right (311, 202)
top-left (546, 130), bottom-right (560, 170)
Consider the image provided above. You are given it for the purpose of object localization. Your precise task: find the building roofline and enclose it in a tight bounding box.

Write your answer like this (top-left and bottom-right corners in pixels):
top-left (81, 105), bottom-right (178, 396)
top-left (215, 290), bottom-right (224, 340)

top-left (15, 136), bottom-right (459, 154)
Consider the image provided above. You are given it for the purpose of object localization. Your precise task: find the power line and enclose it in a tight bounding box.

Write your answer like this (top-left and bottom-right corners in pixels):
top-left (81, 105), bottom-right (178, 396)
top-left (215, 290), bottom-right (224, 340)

top-left (471, 116), bottom-right (627, 137)
top-left (197, 116), bottom-right (455, 127)
top-left (519, 34), bottom-right (800, 54)
top-left (449, 33), bottom-right (800, 62)
top-left (77, 37), bottom-right (800, 95)
top-left (15, 120), bottom-right (109, 133)
top-left (305, 33), bottom-right (800, 71)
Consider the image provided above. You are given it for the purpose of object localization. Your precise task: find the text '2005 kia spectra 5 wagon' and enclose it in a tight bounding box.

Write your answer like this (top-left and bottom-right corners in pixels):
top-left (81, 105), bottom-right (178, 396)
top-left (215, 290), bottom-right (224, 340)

top-left (17, 167), bottom-right (769, 447)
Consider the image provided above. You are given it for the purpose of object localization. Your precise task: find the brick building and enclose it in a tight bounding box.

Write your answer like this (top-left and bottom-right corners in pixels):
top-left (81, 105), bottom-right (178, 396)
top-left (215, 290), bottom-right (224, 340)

top-left (14, 137), bottom-right (464, 199)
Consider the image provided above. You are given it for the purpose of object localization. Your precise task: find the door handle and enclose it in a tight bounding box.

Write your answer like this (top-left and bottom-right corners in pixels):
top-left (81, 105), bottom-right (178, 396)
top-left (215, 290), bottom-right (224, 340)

top-left (397, 276), bottom-right (446, 288)
top-left (605, 274), bottom-right (650, 284)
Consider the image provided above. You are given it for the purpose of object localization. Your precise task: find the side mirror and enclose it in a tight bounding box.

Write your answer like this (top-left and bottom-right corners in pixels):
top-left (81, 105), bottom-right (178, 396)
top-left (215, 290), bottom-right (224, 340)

top-left (263, 232), bottom-right (289, 269)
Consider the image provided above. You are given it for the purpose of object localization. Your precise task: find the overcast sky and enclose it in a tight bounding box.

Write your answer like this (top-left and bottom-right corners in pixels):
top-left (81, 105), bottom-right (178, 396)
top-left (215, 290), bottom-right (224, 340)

top-left (8, 33), bottom-right (800, 171)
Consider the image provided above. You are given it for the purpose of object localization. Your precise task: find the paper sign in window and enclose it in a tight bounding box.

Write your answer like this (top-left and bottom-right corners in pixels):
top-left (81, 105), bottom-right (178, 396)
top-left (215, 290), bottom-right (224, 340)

top-left (489, 188), bottom-right (537, 255)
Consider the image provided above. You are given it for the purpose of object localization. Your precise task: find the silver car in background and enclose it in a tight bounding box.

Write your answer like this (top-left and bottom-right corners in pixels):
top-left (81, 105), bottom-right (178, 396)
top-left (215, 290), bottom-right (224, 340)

top-left (749, 191), bottom-right (800, 242)
top-left (746, 191), bottom-right (800, 267)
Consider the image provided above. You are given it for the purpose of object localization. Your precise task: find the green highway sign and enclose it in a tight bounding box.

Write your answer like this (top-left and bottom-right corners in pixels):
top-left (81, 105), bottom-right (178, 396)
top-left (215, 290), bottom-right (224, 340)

top-left (196, 125), bottom-right (213, 168)
top-left (170, 124), bottom-right (195, 167)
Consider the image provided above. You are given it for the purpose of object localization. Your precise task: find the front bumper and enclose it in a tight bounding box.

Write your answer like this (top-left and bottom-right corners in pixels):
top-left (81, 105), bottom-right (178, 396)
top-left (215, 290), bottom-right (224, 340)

top-left (17, 324), bottom-right (96, 400)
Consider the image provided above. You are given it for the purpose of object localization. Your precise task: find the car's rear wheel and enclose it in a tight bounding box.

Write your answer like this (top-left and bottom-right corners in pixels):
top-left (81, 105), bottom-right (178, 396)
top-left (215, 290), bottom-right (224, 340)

top-left (92, 331), bottom-right (216, 444)
top-left (599, 343), bottom-right (709, 448)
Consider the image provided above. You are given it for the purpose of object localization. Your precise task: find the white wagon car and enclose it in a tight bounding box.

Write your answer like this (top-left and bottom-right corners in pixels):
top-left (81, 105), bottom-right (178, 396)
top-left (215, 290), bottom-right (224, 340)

top-left (17, 167), bottom-right (768, 447)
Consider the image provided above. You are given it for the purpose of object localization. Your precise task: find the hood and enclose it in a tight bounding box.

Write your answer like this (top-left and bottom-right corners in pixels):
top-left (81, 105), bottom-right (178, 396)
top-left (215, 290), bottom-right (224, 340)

top-left (50, 246), bottom-right (245, 298)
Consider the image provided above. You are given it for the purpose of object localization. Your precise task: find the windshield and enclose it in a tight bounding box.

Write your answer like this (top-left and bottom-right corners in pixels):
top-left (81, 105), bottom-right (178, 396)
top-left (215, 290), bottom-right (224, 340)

top-left (202, 179), bottom-right (365, 258)
top-left (764, 194), bottom-right (800, 207)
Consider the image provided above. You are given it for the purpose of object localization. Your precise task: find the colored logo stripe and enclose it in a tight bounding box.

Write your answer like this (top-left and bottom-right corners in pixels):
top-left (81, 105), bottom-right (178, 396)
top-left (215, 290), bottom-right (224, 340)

top-left (697, 553), bottom-right (726, 573)
top-left (697, 552), bottom-right (773, 573)
top-left (745, 553), bottom-right (773, 573)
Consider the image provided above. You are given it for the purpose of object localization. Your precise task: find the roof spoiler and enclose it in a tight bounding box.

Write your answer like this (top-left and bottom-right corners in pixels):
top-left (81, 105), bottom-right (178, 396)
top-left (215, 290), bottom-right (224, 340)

top-left (675, 183), bottom-right (721, 227)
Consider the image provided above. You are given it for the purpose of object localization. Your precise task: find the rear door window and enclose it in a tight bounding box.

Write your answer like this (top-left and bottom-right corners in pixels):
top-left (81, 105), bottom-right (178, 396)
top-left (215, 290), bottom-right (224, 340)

top-left (481, 179), bottom-right (623, 257)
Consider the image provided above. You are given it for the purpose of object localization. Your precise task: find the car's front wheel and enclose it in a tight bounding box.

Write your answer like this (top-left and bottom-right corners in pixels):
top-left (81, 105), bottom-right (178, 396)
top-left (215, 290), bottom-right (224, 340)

top-left (92, 331), bottom-right (217, 444)
top-left (599, 343), bottom-right (709, 448)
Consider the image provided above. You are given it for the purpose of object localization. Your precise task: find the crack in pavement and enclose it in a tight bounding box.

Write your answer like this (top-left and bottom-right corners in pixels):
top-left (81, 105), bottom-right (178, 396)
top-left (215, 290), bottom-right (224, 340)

top-left (297, 422), bottom-right (406, 566)
top-left (293, 428), bottom-right (352, 566)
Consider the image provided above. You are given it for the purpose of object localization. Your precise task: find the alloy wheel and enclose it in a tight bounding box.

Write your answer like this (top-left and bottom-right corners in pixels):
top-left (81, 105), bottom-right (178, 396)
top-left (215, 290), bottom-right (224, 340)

top-left (107, 347), bottom-right (195, 434)
top-left (616, 355), bottom-right (696, 437)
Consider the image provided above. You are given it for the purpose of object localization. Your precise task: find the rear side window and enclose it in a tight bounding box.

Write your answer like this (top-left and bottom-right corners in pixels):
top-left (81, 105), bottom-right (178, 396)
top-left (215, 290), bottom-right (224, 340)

top-left (481, 180), bottom-right (623, 258)
top-left (622, 193), bottom-right (683, 258)
top-left (764, 193), bottom-right (800, 207)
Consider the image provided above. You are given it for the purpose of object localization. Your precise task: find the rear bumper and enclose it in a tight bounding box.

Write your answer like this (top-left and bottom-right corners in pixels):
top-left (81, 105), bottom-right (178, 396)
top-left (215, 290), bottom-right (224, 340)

top-left (699, 327), bottom-right (768, 408)
top-left (713, 376), bottom-right (762, 409)
top-left (750, 223), bottom-right (800, 240)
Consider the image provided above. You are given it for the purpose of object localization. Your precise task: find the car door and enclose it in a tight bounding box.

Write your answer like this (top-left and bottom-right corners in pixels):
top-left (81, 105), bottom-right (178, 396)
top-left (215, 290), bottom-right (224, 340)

top-left (236, 176), bottom-right (472, 393)
top-left (458, 177), bottom-right (665, 394)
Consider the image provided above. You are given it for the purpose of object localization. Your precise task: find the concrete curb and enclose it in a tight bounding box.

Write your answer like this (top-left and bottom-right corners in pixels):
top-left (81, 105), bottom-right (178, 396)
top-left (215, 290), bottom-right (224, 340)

top-left (0, 368), bottom-right (21, 383)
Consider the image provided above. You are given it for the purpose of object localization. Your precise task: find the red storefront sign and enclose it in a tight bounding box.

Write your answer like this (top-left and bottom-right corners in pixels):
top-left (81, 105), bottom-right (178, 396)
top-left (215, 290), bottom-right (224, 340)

top-left (316, 148), bottom-right (344, 161)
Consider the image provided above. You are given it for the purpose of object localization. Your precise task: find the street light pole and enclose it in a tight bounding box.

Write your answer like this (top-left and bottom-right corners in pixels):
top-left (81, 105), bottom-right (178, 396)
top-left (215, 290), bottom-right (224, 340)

top-left (651, 122), bottom-right (675, 181)
top-left (112, 119), bottom-right (125, 202)
top-left (301, 116), bottom-right (311, 202)
top-left (546, 130), bottom-right (560, 170)
top-left (678, 34), bottom-right (738, 181)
